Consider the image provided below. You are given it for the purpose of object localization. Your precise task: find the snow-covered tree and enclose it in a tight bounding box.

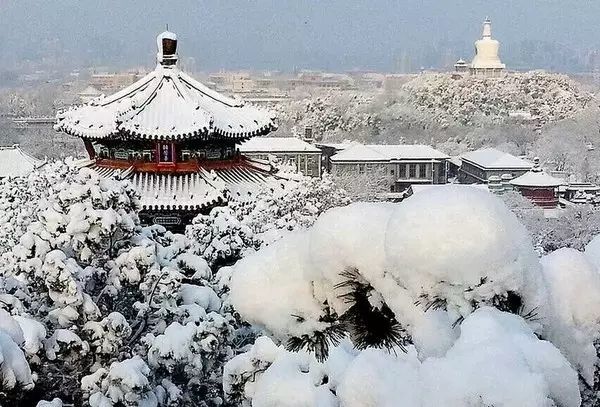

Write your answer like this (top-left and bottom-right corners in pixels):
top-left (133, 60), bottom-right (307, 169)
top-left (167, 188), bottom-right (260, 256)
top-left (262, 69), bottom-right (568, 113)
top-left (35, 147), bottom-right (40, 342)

top-left (225, 186), bottom-right (600, 406)
top-left (0, 164), bottom-right (237, 406)
top-left (187, 174), bottom-right (350, 267)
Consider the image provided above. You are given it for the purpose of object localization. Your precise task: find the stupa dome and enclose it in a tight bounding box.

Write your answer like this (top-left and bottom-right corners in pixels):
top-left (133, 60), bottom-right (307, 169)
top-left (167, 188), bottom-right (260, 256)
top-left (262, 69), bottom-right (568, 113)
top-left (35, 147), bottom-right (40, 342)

top-left (471, 18), bottom-right (506, 71)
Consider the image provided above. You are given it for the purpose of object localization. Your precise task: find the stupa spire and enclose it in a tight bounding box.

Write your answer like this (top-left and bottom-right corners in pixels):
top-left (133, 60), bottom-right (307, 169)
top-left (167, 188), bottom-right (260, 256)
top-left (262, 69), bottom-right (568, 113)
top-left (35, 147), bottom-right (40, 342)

top-left (482, 17), bottom-right (492, 38)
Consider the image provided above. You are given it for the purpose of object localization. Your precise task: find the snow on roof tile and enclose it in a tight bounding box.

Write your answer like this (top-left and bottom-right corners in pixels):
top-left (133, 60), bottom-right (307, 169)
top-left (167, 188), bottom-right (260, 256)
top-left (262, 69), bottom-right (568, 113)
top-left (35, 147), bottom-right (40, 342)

top-left (239, 137), bottom-right (321, 153)
top-left (330, 144), bottom-right (449, 162)
top-left (56, 38), bottom-right (277, 141)
top-left (0, 145), bottom-right (46, 177)
top-left (461, 148), bottom-right (532, 169)
top-left (510, 170), bottom-right (564, 188)
top-left (86, 161), bottom-right (277, 210)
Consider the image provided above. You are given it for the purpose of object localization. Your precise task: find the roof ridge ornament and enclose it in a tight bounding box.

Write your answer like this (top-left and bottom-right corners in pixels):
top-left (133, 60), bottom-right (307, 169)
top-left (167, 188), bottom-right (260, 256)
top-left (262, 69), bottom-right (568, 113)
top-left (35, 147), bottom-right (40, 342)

top-left (157, 30), bottom-right (178, 67)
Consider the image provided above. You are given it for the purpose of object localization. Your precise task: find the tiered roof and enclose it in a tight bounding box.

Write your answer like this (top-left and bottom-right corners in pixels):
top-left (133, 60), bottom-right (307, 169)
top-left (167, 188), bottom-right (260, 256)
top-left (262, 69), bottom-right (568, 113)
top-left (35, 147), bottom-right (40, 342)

top-left (83, 157), bottom-right (276, 211)
top-left (55, 32), bottom-right (277, 141)
top-left (510, 158), bottom-right (564, 188)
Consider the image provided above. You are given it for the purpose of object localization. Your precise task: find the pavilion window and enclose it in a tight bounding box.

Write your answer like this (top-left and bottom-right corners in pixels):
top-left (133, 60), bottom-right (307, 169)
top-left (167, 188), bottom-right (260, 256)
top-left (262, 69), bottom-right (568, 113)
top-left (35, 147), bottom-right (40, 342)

top-left (409, 164), bottom-right (417, 178)
top-left (398, 164), bottom-right (407, 179)
top-left (418, 163), bottom-right (428, 179)
top-left (358, 164), bottom-right (365, 175)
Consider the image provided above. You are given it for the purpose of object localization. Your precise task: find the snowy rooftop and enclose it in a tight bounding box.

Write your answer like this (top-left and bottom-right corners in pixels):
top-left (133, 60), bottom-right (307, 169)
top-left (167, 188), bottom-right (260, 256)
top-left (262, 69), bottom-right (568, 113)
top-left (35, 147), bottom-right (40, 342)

top-left (56, 32), bottom-right (277, 141)
top-left (239, 137), bottom-right (321, 153)
top-left (0, 145), bottom-right (46, 177)
top-left (461, 148), bottom-right (532, 169)
top-left (87, 158), bottom-right (277, 210)
top-left (330, 144), bottom-right (449, 162)
top-left (510, 161), bottom-right (564, 188)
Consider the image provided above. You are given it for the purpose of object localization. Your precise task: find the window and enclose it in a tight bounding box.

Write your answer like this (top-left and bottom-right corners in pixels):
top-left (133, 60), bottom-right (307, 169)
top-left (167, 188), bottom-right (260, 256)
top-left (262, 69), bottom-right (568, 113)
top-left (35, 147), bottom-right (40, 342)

top-left (366, 163), bottom-right (373, 174)
top-left (358, 164), bottom-right (365, 174)
top-left (409, 164), bottom-right (417, 178)
top-left (418, 164), bottom-right (427, 179)
top-left (398, 164), bottom-right (406, 178)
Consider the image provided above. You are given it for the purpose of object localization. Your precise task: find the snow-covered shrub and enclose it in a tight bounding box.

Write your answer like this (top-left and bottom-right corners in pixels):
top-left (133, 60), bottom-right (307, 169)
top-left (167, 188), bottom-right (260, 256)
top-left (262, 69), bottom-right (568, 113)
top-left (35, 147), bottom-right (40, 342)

top-left (230, 187), bottom-right (544, 359)
top-left (187, 173), bottom-right (350, 267)
top-left (225, 308), bottom-right (581, 407)
top-left (228, 186), bottom-right (600, 405)
top-left (503, 191), bottom-right (600, 253)
top-left (0, 163), bottom-right (237, 406)
top-left (0, 161), bottom-right (76, 255)
top-left (83, 356), bottom-right (157, 407)
top-left (403, 71), bottom-right (591, 127)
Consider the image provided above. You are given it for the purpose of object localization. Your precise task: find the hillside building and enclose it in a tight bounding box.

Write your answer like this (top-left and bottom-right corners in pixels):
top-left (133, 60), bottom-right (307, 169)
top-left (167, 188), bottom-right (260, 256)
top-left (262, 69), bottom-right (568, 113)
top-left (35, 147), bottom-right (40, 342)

top-left (330, 144), bottom-right (449, 192)
top-left (459, 148), bottom-right (532, 184)
top-left (239, 137), bottom-right (322, 177)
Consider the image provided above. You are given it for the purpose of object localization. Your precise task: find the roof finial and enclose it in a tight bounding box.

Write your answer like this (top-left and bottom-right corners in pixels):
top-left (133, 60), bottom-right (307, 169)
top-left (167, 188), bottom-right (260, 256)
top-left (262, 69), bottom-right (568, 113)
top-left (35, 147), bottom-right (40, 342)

top-left (157, 30), bottom-right (178, 66)
top-left (166, 23), bottom-right (169, 31)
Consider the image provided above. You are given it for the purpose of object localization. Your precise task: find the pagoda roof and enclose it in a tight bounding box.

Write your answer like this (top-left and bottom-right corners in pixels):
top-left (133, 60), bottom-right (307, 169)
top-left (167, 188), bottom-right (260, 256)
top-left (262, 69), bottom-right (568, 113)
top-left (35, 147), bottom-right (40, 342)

top-left (510, 165), bottom-right (564, 188)
top-left (56, 34), bottom-right (277, 142)
top-left (0, 145), bottom-right (46, 177)
top-left (82, 157), bottom-right (280, 211)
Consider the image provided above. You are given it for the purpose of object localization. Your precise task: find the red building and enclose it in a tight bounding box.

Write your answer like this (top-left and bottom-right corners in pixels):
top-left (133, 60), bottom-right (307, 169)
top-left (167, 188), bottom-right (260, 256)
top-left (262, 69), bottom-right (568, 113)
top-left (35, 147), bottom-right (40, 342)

top-left (509, 158), bottom-right (563, 208)
top-left (55, 31), bottom-right (278, 230)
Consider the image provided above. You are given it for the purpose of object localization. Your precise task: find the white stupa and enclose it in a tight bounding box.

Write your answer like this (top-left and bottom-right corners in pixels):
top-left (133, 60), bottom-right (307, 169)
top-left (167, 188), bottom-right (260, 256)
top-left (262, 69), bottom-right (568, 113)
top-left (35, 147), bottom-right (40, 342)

top-left (470, 18), bottom-right (506, 77)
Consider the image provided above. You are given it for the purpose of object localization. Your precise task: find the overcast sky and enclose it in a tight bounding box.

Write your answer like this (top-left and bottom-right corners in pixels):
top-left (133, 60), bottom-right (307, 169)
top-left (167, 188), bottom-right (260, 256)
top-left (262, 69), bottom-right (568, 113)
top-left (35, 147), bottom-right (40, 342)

top-left (1, 0), bottom-right (599, 71)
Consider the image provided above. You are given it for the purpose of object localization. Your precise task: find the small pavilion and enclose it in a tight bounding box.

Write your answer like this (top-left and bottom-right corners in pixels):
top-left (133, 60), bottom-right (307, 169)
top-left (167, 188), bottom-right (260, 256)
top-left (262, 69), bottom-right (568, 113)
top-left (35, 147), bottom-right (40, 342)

top-left (55, 31), bottom-right (279, 229)
top-left (510, 158), bottom-right (563, 208)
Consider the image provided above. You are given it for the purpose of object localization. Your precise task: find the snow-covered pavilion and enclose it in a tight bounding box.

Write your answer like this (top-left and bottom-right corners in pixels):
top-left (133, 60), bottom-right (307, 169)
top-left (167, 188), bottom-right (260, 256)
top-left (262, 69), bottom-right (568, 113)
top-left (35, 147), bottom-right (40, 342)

top-left (55, 31), bottom-right (279, 229)
top-left (0, 145), bottom-right (46, 178)
top-left (510, 158), bottom-right (564, 208)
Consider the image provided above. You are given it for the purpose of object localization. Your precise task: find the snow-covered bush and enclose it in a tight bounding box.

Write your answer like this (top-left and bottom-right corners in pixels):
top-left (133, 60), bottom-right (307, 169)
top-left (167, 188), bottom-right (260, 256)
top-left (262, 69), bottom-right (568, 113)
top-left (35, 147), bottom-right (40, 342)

top-left (0, 164), bottom-right (237, 406)
top-left (503, 191), bottom-right (600, 253)
top-left (0, 161), bottom-right (76, 254)
top-left (403, 71), bottom-right (591, 127)
top-left (227, 186), bottom-right (600, 405)
top-left (225, 308), bottom-right (581, 407)
top-left (230, 188), bottom-right (544, 358)
top-left (187, 174), bottom-right (350, 267)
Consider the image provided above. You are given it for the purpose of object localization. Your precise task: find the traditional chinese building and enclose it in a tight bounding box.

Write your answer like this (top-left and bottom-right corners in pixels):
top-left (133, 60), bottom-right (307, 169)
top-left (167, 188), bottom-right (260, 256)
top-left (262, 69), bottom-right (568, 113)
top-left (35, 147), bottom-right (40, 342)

top-left (55, 31), bottom-right (278, 230)
top-left (239, 137), bottom-right (322, 177)
top-left (509, 158), bottom-right (564, 208)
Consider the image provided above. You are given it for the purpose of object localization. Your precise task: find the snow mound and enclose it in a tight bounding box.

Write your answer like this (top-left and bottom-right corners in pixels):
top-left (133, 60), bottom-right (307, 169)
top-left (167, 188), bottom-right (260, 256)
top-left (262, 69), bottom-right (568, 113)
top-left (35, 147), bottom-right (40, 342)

top-left (541, 248), bottom-right (600, 385)
top-left (227, 309), bottom-right (580, 407)
top-left (230, 186), bottom-right (543, 354)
